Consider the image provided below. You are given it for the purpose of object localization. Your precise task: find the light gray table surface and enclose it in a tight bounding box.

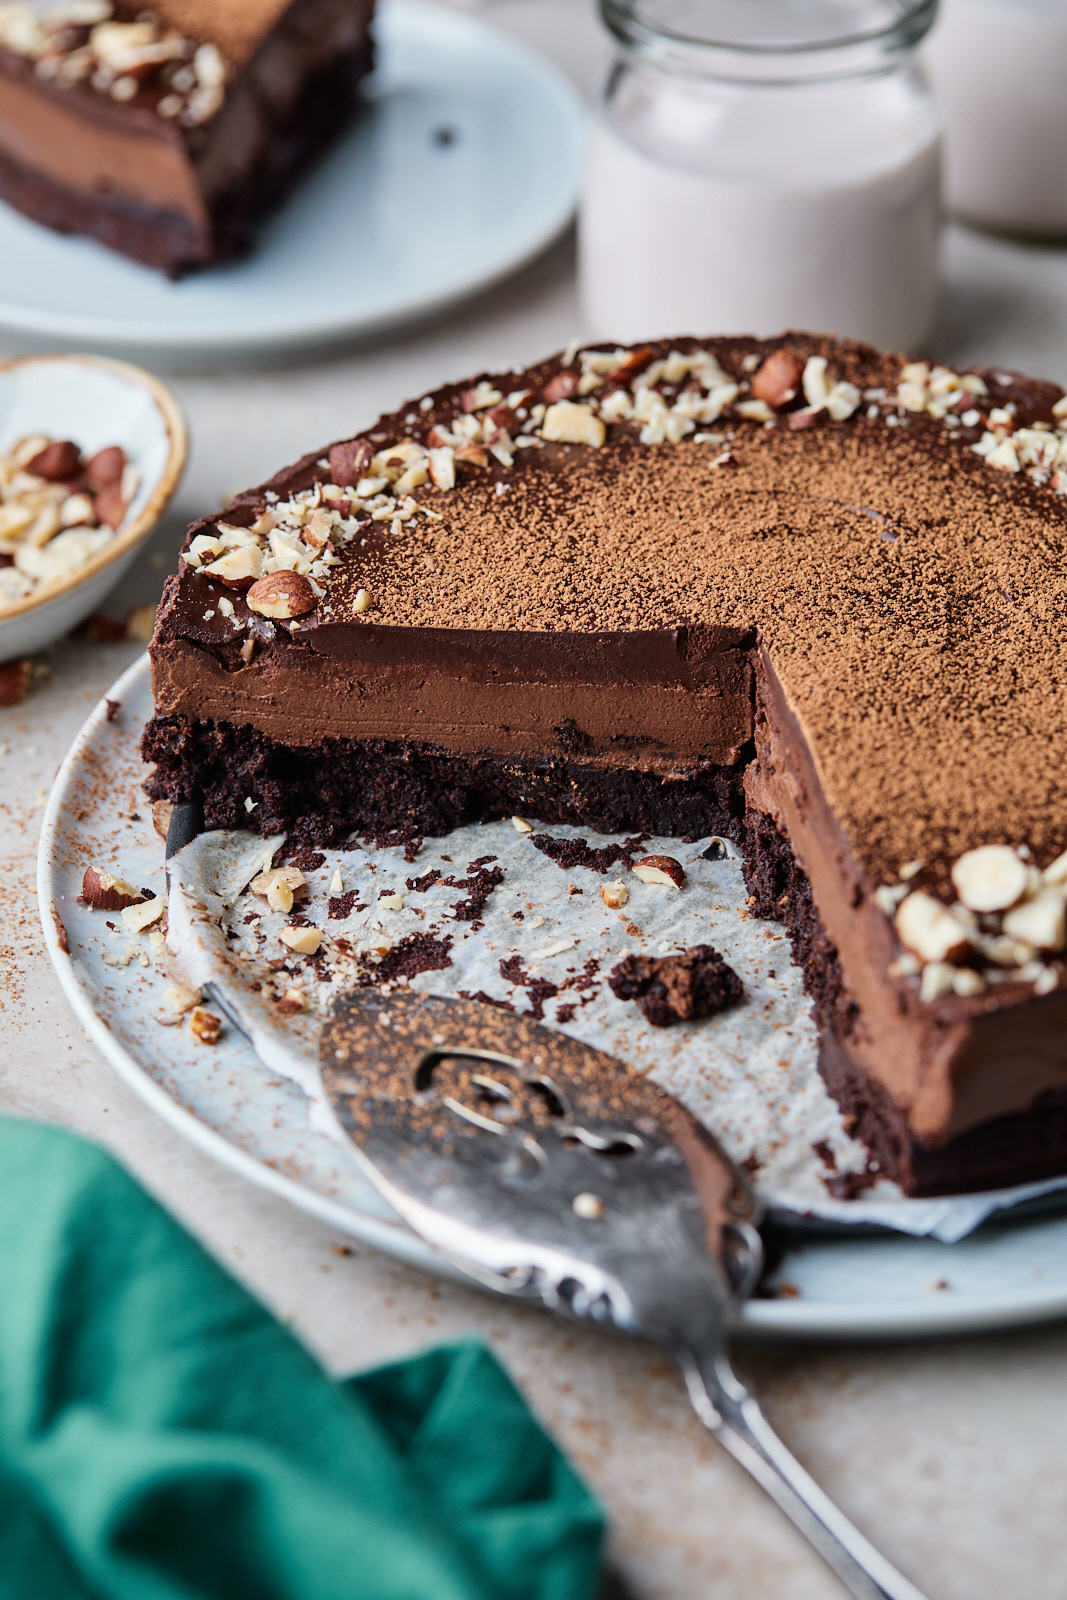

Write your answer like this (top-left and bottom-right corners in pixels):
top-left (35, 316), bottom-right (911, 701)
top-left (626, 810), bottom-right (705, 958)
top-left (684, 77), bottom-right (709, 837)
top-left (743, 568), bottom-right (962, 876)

top-left (4, 5), bottom-right (1067, 1597)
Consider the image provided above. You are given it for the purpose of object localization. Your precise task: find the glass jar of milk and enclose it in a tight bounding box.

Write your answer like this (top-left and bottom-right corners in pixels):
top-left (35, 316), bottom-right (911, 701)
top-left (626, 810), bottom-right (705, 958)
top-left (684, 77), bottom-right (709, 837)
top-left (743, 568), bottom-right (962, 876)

top-left (926, 0), bottom-right (1067, 235)
top-left (580, 0), bottom-right (942, 347)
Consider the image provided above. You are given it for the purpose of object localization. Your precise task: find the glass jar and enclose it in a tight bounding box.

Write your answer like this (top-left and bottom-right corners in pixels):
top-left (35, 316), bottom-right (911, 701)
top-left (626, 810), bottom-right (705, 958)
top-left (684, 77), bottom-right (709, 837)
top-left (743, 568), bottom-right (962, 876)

top-left (579, 0), bottom-right (942, 348)
top-left (926, 0), bottom-right (1067, 235)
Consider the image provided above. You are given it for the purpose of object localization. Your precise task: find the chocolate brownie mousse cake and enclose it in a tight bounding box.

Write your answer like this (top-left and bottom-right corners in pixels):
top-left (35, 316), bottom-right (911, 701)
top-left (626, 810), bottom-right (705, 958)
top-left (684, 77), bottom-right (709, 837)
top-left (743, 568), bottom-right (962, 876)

top-left (0, 0), bottom-right (375, 275)
top-left (144, 332), bottom-right (1067, 1196)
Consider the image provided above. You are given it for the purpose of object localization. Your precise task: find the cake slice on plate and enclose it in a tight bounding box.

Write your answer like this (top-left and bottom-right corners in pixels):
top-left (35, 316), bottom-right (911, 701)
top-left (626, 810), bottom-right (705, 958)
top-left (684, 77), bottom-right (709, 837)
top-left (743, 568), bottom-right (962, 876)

top-left (0, 0), bottom-right (375, 275)
top-left (143, 333), bottom-right (1067, 1196)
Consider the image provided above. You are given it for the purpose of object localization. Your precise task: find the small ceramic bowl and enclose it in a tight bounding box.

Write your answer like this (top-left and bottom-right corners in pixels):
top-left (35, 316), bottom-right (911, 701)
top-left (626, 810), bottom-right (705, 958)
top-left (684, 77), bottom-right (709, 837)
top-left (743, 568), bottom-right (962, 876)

top-left (0, 353), bottom-right (186, 663)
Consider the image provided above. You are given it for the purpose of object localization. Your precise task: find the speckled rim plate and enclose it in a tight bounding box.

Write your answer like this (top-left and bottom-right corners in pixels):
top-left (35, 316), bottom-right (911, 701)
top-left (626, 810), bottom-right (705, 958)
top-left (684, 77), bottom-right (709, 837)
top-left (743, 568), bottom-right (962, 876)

top-left (38, 655), bottom-right (1067, 1342)
top-left (0, 1), bottom-right (584, 357)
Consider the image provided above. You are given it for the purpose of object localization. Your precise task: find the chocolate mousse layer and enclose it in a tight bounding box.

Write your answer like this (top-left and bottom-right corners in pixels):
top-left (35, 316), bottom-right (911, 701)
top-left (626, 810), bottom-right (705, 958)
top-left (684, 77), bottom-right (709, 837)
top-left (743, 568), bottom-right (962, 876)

top-left (145, 333), bottom-right (1067, 1194)
top-left (0, 0), bottom-right (374, 275)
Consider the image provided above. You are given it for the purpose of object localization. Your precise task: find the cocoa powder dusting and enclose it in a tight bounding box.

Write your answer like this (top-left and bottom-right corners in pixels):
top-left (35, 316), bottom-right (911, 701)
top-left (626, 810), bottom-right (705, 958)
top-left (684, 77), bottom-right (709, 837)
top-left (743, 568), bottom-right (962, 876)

top-left (152, 0), bottom-right (292, 62)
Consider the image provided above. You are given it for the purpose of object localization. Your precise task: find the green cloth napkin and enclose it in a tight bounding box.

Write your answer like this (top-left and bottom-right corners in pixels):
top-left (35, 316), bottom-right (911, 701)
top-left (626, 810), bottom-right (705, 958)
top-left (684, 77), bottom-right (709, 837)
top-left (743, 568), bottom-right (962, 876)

top-left (0, 1117), bottom-right (604, 1600)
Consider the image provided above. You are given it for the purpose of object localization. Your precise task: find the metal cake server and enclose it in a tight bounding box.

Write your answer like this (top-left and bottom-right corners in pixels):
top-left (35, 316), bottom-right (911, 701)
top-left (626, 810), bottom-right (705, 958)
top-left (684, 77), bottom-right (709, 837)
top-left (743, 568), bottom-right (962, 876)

top-left (321, 988), bottom-right (930, 1600)
top-left (163, 805), bottom-right (928, 1598)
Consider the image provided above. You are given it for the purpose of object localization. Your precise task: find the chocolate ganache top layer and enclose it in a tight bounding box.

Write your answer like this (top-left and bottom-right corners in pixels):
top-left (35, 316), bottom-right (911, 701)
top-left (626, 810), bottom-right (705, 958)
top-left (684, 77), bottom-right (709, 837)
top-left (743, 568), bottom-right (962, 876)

top-left (151, 331), bottom-right (1067, 1002)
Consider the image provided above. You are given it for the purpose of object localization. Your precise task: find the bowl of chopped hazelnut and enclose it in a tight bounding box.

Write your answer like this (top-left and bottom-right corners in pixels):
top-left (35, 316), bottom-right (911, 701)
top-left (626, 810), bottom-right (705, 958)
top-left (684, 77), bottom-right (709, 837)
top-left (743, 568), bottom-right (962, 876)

top-left (0, 353), bottom-right (186, 662)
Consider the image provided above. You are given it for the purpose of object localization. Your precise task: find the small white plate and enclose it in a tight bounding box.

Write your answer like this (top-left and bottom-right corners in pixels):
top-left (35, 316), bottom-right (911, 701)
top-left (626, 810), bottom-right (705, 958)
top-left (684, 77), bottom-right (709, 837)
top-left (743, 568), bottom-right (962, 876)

top-left (38, 654), bottom-right (1067, 1342)
top-left (0, 354), bottom-right (186, 662)
top-left (0, 1), bottom-right (584, 359)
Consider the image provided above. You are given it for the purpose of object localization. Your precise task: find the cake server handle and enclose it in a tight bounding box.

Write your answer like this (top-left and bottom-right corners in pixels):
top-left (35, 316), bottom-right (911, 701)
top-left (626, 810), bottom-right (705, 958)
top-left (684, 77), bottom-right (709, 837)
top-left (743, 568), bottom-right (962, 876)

top-left (676, 1340), bottom-right (930, 1600)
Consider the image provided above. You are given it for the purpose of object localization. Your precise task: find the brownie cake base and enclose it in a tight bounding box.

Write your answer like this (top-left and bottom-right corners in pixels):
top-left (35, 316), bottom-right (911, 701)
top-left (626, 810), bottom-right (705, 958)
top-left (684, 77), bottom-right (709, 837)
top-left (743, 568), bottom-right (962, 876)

top-left (142, 712), bottom-right (751, 846)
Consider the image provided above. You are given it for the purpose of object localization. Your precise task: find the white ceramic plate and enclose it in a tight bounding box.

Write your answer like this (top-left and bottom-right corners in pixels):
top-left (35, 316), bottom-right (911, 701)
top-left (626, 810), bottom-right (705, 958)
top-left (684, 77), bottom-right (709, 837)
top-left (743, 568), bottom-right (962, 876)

top-left (38, 654), bottom-right (1067, 1341)
top-left (0, 1), bottom-right (584, 358)
top-left (0, 355), bottom-right (186, 662)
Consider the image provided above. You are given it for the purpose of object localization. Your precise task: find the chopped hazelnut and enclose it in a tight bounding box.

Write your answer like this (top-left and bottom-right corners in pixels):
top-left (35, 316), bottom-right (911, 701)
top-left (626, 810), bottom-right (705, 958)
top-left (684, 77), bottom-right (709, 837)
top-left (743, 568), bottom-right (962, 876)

top-left (541, 370), bottom-right (578, 404)
top-left (60, 493), bottom-right (96, 528)
top-left (751, 349), bottom-right (804, 410)
top-left (204, 546), bottom-right (262, 587)
top-left (895, 891), bottom-right (972, 965)
top-left (151, 800), bottom-right (174, 841)
top-left (631, 855), bottom-right (686, 890)
top-left (162, 983), bottom-right (200, 1016)
top-left (427, 447), bottom-right (456, 490)
top-left (0, 659), bottom-right (32, 706)
top-left (81, 864), bottom-right (144, 911)
top-left (951, 845), bottom-right (1029, 913)
top-left (280, 925), bottom-right (323, 955)
top-left (1043, 848), bottom-right (1067, 887)
top-left (920, 962), bottom-right (956, 1002)
top-left (541, 401), bottom-right (606, 448)
top-left (189, 1007), bottom-right (222, 1045)
top-left (120, 895), bottom-right (164, 933)
top-left (250, 865), bottom-right (306, 914)
top-left (1002, 889), bottom-right (1067, 953)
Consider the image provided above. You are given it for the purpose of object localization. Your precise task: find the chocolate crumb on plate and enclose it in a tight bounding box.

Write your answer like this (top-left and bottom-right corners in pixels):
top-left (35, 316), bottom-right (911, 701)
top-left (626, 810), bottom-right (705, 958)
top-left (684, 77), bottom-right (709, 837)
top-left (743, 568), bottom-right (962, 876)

top-left (283, 845), bottom-right (326, 872)
top-left (609, 944), bottom-right (744, 1028)
top-left (328, 890), bottom-right (364, 919)
top-left (499, 952), bottom-right (559, 1020)
top-left (357, 932), bottom-right (453, 985)
top-left (458, 988), bottom-right (515, 1012)
top-left (445, 861), bottom-right (505, 924)
top-left (532, 832), bottom-right (646, 875)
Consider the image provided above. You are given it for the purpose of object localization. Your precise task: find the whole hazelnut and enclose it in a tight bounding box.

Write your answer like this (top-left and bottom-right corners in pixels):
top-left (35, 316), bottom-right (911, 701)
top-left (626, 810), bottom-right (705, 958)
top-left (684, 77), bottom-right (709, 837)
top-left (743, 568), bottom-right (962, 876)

top-left (328, 438), bottom-right (373, 488)
top-left (27, 439), bottom-right (82, 481)
top-left (246, 571), bottom-right (318, 619)
top-left (751, 349), bottom-right (805, 411)
top-left (85, 445), bottom-right (126, 489)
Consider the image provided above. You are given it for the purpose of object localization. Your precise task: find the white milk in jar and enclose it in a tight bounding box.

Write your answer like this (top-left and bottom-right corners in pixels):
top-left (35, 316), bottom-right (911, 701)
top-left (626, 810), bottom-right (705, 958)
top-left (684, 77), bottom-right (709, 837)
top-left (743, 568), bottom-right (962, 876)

top-left (580, 0), bottom-right (942, 347)
top-left (927, 0), bottom-right (1067, 235)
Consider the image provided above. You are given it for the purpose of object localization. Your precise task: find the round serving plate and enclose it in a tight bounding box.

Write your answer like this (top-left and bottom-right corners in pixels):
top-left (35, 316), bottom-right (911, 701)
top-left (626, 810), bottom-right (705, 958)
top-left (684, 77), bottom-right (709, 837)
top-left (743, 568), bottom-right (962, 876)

top-left (0, 1), bottom-right (584, 359)
top-left (38, 654), bottom-right (1067, 1342)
